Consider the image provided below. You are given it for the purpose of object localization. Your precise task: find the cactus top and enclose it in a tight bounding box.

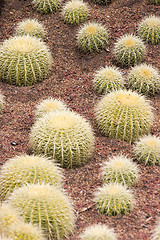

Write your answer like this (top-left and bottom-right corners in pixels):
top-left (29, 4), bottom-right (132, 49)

top-left (64, 0), bottom-right (87, 10)
top-left (141, 15), bottom-right (160, 27)
top-left (116, 34), bottom-right (145, 49)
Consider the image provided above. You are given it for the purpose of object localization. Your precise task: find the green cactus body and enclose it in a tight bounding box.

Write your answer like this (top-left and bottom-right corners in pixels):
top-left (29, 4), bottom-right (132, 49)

top-left (137, 15), bottom-right (160, 44)
top-left (149, 0), bottom-right (160, 5)
top-left (32, 0), bottom-right (61, 13)
top-left (94, 182), bottom-right (134, 216)
top-left (62, 0), bottom-right (90, 25)
top-left (128, 64), bottom-right (160, 96)
top-left (151, 218), bottom-right (160, 240)
top-left (80, 224), bottom-right (117, 240)
top-left (93, 65), bottom-right (124, 94)
top-left (134, 135), bottom-right (160, 165)
top-left (95, 90), bottom-right (154, 144)
top-left (0, 154), bottom-right (63, 201)
top-left (77, 22), bottom-right (109, 52)
top-left (101, 155), bottom-right (139, 186)
top-left (29, 110), bottom-right (95, 168)
top-left (0, 92), bottom-right (4, 112)
top-left (0, 36), bottom-right (52, 86)
top-left (113, 34), bottom-right (146, 67)
top-left (8, 184), bottom-right (76, 240)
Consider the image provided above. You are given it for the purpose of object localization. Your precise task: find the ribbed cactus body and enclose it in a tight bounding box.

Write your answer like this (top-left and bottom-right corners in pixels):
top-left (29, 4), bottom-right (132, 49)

top-left (113, 34), bottom-right (146, 67)
top-left (94, 183), bottom-right (134, 216)
top-left (77, 22), bottom-right (109, 52)
top-left (95, 90), bottom-right (154, 144)
top-left (0, 36), bottom-right (52, 86)
top-left (137, 15), bottom-right (160, 44)
top-left (32, 0), bottom-right (61, 13)
top-left (8, 184), bottom-right (76, 240)
top-left (0, 92), bottom-right (4, 112)
top-left (151, 218), bottom-right (160, 240)
top-left (29, 110), bottom-right (95, 168)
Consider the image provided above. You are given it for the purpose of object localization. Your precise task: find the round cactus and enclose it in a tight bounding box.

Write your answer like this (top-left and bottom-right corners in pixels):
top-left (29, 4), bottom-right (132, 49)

top-left (149, 0), bottom-right (160, 5)
top-left (0, 154), bottom-right (63, 201)
top-left (8, 183), bottom-right (76, 240)
top-left (137, 15), bottom-right (160, 44)
top-left (62, 0), bottom-right (90, 25)
top-left (76, 22), bottom-right (109, 52)
top-left (93, 65), bottom-right (124, 94)
top-left (94, 182), bottom-right (135, 216)
top-left (32, 0), bottom-right (61, 13)
top-left (0, 35), bottom-right (52, 86)
top-left (95, 89), bottom-right (154, 144)
top-left (101, 154), bottom-right (139, 186)
top-left (79, 224), bottom-right (117, 240)
top-left (113, 34), bottom-right (146, 67)
top-left (128, 63), bottom-right (160, 96)
top-left (151, 218), bottom-right (160, 240)
top-left (35, 97), bottom-right (67, 119)
top-left (0, 92), bottom-right (4, 112)
top-left (15, 18), bottom-right (46, 39)
top-left (133, 135), bottom-right (160, 165)
top-left (29, 110), bottom-right (95, 168)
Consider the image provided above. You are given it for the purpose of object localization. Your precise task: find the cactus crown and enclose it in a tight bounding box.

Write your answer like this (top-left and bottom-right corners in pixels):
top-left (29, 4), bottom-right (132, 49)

top-left (151, 218), bottom-right (160, 240)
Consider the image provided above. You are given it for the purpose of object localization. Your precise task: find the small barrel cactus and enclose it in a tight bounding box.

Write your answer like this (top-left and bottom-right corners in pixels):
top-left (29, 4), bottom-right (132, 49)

top-left (149, 0), bottom-right (160, 5)
top-left (8, 183), bottom-right (76, 240)
top-left (151, 218), bottom-right (160, 240)
top-left (0, 92), bottom-right (4, 112)
top-left (0, 35), bottom-right (52, 86)
top-left (79, 224), bottom-right (117, 240)
top-left (35, 97), bottom-right (67, 119)
top-left (95, 89), bottom-right (154, 144)
top-left (113, 34), bottom-right (146, 67)
top-left (15, 18), bottom-right (46, 39)
top-left (94, 182), bottom-right (135, 216)
top-left (32, 0), bottom-right (61, 13)
top-left (101, 154), bottom-right (139, 186)
top-left (0, 154), bottom-right (63, 201)
top-left (29, 110), bottom-right (95, 168)
top-left (133, 135), bottom-right (160, 165)
top-left (62, 0), bottom-right (90, 25)
top-left (93, 65), bottom-right (124, 94)
top-left (137, 15), bottom-right (160, 44)
top-left (76, 22), bottom-right (109, 52)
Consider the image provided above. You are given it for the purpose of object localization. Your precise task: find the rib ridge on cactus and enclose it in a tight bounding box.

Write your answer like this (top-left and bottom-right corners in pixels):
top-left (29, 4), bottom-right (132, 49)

top-left (0, 35), bottom-right (52, 86)
top-left (62, 0), bottom-right (90, 25)
top-left (95, 89), bottom-right (154, 144)
top-left (0, 154), bottom-right (63, 201)
top-left (113, 34), bottom-right (146, 67)
top-left (8, 183), bottom-right (76, 240)
top-left (0, 92), bottom-right (4, 113)
top-left (32, 0), bottom-right (61, 13)
top-left (94, 182), bottom-right (135, 216)
top-left (101, 154), bottom-right (139, 186)
top-left (29, 110), bottom-right (95, 168)
top-left (93, 65), bottom-right (124, 94)
top-left (151, 218), bottom-right (160, 240)
top-left (76, 22), bottom-right (109, 52)
top-left (133, 135), bottom-right (160, 165)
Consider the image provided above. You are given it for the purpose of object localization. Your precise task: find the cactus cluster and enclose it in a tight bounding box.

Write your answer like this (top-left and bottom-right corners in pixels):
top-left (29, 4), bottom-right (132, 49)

top-left (0, 92), bottom-right (4, 112)
top-left (151, 218), bottom-right (160, 240)
top-left (93, 65), bottom-right (124, 94)
top-left (0, 35), bottom-right (52, 86)
top-left (128, 64), bottom-right (160, 96)
top-left (29, 110), bottom-right (95, 168)
top-left (94, 182), bottom-right (134, 216)
top-left (0, 154), bottom-right (63, 201)
top-left (137, 15), bottom-right (160, 44)
top-left (113, 34), bottom-right (146, 67)
top-left (76, 22), bottom-right (109, 52)
top-left (32, 0), bottom-right (61, 13)
top-left (62, 0), bottom-right (90, 25)
top-left (95, 89), bottom-right (154, 144)
top-left (133, 135), bottom-right (160, 165)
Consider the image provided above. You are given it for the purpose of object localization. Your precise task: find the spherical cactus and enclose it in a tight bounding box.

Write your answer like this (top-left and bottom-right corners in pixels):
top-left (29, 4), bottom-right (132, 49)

top-left (32, 0), bottom-right (61, 13)
top-left (133, 135), bottom-right (160, 165)
top-left (128, 63), bottom-right (160, 96)
top-left (151, 218), bottom-right (160, 240)
top-left (29, 110), bottom-right (95, 168)
top-left (94, 182), bottom-right (135, 216)
top-left (0, 92), bottom-right (4, 112)
top-left (0, 35), bottom-right (52, 86)
top-left (95, 89), bottom-right (154, 144)
top-left (101, 154), bottom-right (139, 186)
top-left (15, 18), bottom-right (46, 39)
top-left (149, 0), bottom-right (160, 5)
top-left (93, 65), bottom-right (124, 94)
top-left (79, 224), bottom-right (117, 240)
top-left (35, 97), bottom-right (67, 119)
top-left (76, 22), bottom-right (109, 52)
top-left (113, 34), bottom-right (146, 67)
top-left (8, 183), bottom-right (76, 240)
top-left (62, 0), bottom-right (90, 25)
top-left (0, 154), bottom-right (63, 201)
